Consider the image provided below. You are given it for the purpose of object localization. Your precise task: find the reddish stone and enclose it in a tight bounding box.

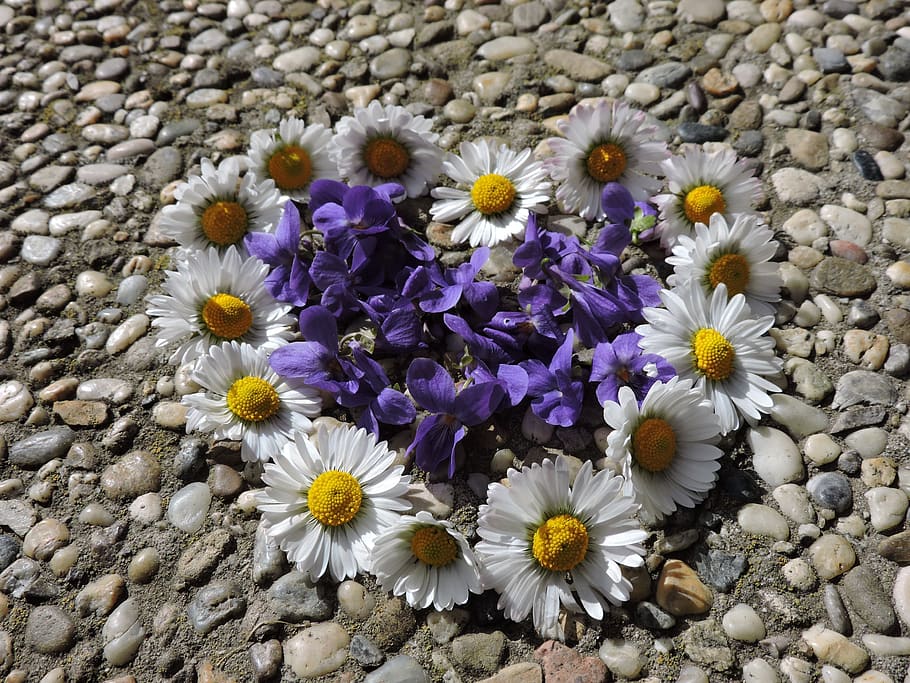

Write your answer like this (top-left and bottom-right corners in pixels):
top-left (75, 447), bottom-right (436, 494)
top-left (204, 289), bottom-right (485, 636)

top-left (829, 239), bottom-right (868, 264)
top-left (533, 640), bottom-right (608, 683)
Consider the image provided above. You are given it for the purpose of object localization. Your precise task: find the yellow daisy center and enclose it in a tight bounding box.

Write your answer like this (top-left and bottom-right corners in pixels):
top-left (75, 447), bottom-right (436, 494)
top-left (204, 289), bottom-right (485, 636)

top-left (470, 173), bottom-right (517, 216)
top-left (585, 142), bottom-right (627, 183)
top-left (200, 200), bottom-right (249, 246)
top-left (691, 327), bottom-right (736, 381)
top-left (267, 144), bottom-right (313, 191)
top-left (631, 417), bottom-right (677, 472)
top-left (226, 376), bottom-right (280, 423)
top-left (531, 514), bottom-right (589, 572)
top-left (307, 470), bottom-right (363, 527)
top-left (683, 185), bottom-right (726, 225)
top-left (410, 525), bottom-right (458, 567)
top-left (202, 293), bottom-right (253, 340)
top-left (363, 137), bottom-right (410, 179)
top-left (707, 253), bottom-right (750, 297)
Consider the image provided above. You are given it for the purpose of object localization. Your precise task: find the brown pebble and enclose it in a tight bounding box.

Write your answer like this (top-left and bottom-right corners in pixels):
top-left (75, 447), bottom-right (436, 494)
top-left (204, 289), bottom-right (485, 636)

top-left (424, 78), bottom-right (453, 106)
top-left (534, 640), bottom-right (607, 682)
top-left (656, 559), bottom-right (713, 616)
top-left (52, 400), bottom-right (109, 427)
top-left (209, 464), bottom-right (244, 499)
top-left (701, 67), bottom-right (739, 96)
top-left (829, 240), bottom-right (868, 264)
top-left (879, 530), bottom-right (910, 563)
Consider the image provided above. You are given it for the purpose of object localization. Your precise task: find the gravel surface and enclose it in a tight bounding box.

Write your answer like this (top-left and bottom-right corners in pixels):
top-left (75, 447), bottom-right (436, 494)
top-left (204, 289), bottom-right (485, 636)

top-left (2, 0), bottom-right (910, 681)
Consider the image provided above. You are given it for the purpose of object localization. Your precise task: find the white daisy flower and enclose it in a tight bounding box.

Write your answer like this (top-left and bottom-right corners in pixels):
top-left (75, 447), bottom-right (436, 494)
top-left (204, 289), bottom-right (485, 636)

top-left (256, 425), bottom-right (411, 582)
top-left (371, 510), bottom-right (482, 611)
top-left (183, 341), bottom-right (322, 463)
top-left (158, 157), bottom-right (283, 253)
top-left (666, 212), bottom-right (782, 317)
top-left (146, 245), bottom-right (295, 366)
top-left (246, 117), bottom-right (338, 201)
top-left (543, 99), bottom-right (669, 221)
top-left (475, 456), bottom-right (647, 640)
top-left (328, 101), bottom-right (443, 198)
top-left (429, 139), bottom-right (551, 247)
top-left (603, 377), bottom-right (723, 522)
top-left (636, 282), bottom-right (782, 435)
top-left (653, 146), bottom-right (763, 250)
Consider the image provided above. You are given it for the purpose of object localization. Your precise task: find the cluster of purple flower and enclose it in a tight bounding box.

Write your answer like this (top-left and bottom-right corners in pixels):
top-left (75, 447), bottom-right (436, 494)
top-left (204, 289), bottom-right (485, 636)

top-left (246, 178), bottom-right (676, 479)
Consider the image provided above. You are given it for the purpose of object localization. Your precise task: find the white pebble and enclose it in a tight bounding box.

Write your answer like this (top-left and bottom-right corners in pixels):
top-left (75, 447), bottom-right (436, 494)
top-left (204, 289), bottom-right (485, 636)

top-left (820, 665), bottom-right (851, 683)
top-left (861, 634), bottom-right (910, 656)
top-left (844, 427), bottom-right (887, 458)
top-left (741, 657), bottom-right (779, 682)
top-left (105, 314), bottom-right (149, 354)
top-left (738, 504), bottom-right (790, 541)
top-left (722, 604), bottom-right (766, 642)
top-left (772, 484), bottom-right (815, 525)
top-left (75, 271), bottom-right (113, 297)
top-left (895, 566), bottom-right (910, 630)
top-left (167, 482), bottom-right (211, 533)
top-left (115, 275), bottom-right (148, 306)
top-left (803, 433), bottom-right (841, 466)
top-left (284, 623), bottom-right (349, 677)
top-left (865, 487), bottom-right (908, 532)
top-left (129, 492), bottom-right (162, 524)
top-left (337, 580), bottom-right (374, 619)
top-left (801, 624), bottom-right (869, 674)
top-left (813, 294), bottom-right (843, 323)
top-left (748, 426), bottom-right (805, 487)
top-left (0, 381), bottom-right (34, 423)
top-left (78, 502), bottom-right (115, 526)
top-left (102, 598), bottom-right (145, 666)
top-left (598, 639), bottom-right (643, 679)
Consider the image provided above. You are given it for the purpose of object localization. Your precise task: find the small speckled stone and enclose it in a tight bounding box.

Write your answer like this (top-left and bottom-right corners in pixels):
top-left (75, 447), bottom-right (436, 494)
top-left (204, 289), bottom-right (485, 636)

top-left (807, 472), bottom-right (853, 514)
top-left (809, 534), bottom-right (856, 580)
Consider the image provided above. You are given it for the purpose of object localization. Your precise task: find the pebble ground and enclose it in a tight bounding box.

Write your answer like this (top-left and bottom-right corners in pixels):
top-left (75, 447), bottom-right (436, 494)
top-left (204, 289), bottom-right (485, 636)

top-left (2, 0), bottom-right (910, 681)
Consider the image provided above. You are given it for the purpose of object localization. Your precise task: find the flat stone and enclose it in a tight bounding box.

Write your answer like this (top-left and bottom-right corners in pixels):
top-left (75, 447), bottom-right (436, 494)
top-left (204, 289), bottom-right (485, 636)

top-left (820, 204), bottom-right (872, 246)
top-left (8, 426), bottom-right (75, 468)
top-left (738, 504), bottom-right (790, 540)
top-left (786, 130), bottom-right (829, 172)
top-left (878, 530), bottom-right (910, 563)
top-left (544, 50), bottom-right (612, 81)
top-left (747, 426), bottom-right (805, 487)
top-left (535, 639), bottom-right (608, 683)
top-left (832, 370), bottom-right (895, 409)
top-left (772, 168), bottom-right (823, 205)
top-left (841, 566), bottom-right (897, 633)
top-left (26, 606), bottom-right (75, 654)
top-left (451, 632), bottom-right (507, 675)
top-left (811, 257), bottom-right (876, 297)
top-left (53, 400), bottom-right (109, 427)
top-left (478, 37), bottom-right (536, 61)
top-left (268, 571), bottom-right (335, 622)
top-left (187, 581), bottom-right (247, 635)
top-left (176, 529), bottom-right (233, 586)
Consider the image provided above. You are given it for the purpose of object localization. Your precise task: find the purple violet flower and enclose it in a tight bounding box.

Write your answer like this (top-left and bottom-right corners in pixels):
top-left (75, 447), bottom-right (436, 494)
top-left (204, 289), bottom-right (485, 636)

top-left (269, 305), bottom-right (362, 395)
top-left (243, 200), bottom-right (312, 307)
top-left (311, 182), bottom-right (400, 260)
top-left (417, 248), bottom-right (498, 319)
top-left (590, 331), bottom-right (675, 405)
top-left (520, 330), bottom-right (584, 427)
top-left (340, 345), bottom-right (416, 434)
top-left (405, 358), bottom-right (505, 478)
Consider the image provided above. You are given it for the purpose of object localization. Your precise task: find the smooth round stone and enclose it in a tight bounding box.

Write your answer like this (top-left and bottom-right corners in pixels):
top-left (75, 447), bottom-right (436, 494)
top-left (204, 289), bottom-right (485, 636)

top-left (598, 639), bottom-right (643, 679)
top-left (738, 504), bottom-right (790, 540)
top-left (456, 9), bottom-right (490, 34)
top-left (862, 634), bottom-right (910, 656)
top-left (772, 484), bottom-right (816, 525)
top-left (477, 36), bottom-right (535, 61)
top-left (807, 472), bottom-right (853, 514)
top-left (624, 82), bottom-right (660, 105)
top-left (23, 519), bottom-right (69, 561)
top-left (655, 560), bottom-right (713, 616)
top-left (722, 604), bottom-right (766, 642)
top-left (369, 48), bottom-right (410, 79)
top-left (443, 99), bottom-right (475, 124)
top-left (783, 208), bottom-right (828, 245)
top-left (887, 261), bottom-right (910, 289)
top-left (284, 623), bottom-right (349, 678)
top-left (26, 606), bottom-right (76, 654)
top-left (78, 503), bottom-right (115, 527)
top-left (865, 487), bottom-right (908, 532)
top-left (0, 381), bottom-right (34, 423)
top-left (167, 482), bottom-right (212, 533)
top-left (782, 558), bottom-right (818, 591)
top-left (101, 451), bottom-right (161, 500)
top-left (808, 534), bottom-right (856, 580)
top-left (802, 624), bottom-right (869, 674)
top-left (75, 271), bottom-right (113, 297)
top-left (748, 426), bottom-right (805, 487)
top-left (472, 72), bottom-right (510, 104)
top-left (102, 598), bottom-right (145, 666)
top-left (677, 664), bottom-right (710, 683)
top-left (128, 548), bottom-right (160, 583)
top-left (803, 433), bottom-right (841, 466)
top-left (845, 427), bottom-right (888, 458)
top-left (21, 235), bottom-right (61, 266)
top-left (742, 658), bottom-right (779, 682)
top-left (105, 314), bottom-right (149, 354)
top-left (115, 275), bottom-right (148, 306)
top-left (77, 378), bottom-right (132, 404)
top-left (12, 209), bottom-right (50, 235)
top-left (337, 580), bottom-right (375, 619)
top-left (769, 394), bottom-right (828, 436)
top-left (75, 574), bottom-right (125, 617)
top-left (363, 655), bottom-right (428, 683)
top-left (820, 204), bottom-right (872, 246)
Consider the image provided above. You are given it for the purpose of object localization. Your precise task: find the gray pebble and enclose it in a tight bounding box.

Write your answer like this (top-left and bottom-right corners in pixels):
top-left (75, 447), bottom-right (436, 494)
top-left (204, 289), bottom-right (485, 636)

top-left (187, 581), bottom-right (247, 635)
top-left (9, 426), bottom-right (75, 468)
top-left (841, 565), bottom-right (897, 633)
top-left (884, 343), bottom-right (910, 377)
top-left (678, 122), bottom-right (728, 143)
top-left (813, 47), bottom-right (851, 74)
top-left (0, 535), bottom-right (20, 572)
top-left (249, 639), bottom-right (282, 681)
top-left (832, 370), bottom-right (896, 409)
top-left (350, 634), bottom-right (384, 668)
top-left (635, 601), bottom-right (677, 630)
top-left (0, 558), bottom-right (59, 600)
top-left (268, 571), bottom-right (335, 622)
top-left (837, 450), bottom-right (863, 475)
top-left (638, 62), bottom-right (691, 88)
top-left (25, 606), bottom-right (75, 654)
top-left (824, 584), bottom-right (852, 635)
top-left (176, 528), bottom-right (233, 586)
top-left (363, 655), bottom-right (429, 683)
top-left (806, 472), bottom-right (853, 514)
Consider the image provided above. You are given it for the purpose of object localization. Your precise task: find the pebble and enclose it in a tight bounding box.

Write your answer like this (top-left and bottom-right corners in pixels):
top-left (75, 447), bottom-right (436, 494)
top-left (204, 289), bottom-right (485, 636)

top-left (129, 493), bottom-right (163, 524)
top-left (536, 640), bottom-right (607, 682)
top-left (809, 534), bottom-right (856, 580)
top-left (167, 482), bottom-right (212, 533)
top-left (284, 622), bottom-right (350, 678)
top-left (128, 548), bottom-right (160, 584)
top-left (268, 571), bottom-right (335, 622)
top-left (76, 573), bottom-right (125, 617)
top-left (598, 639), bottom-right (643, 679)
top-left (452, 632), bottom-right (506, 675)
top-left (105, 314), bottom-right (149, 354)
top-left (23, 519), bottom-right (69, 561)
top-left (741, 658), bottom-right (779, 683)
top-left (801, 624), bottom-right (869, 674)
top-left (26, 606), bottom-right (76, 654)
top-left (824, 584), bottom-right (853, 635)
top-left (862, 634), bottom-right (910, 657)
top-left (177, 528), bottom-right (232, 585)
top-left (806, 472), bottom-right (853, 514)
top-left (0, 381), bottom-right (35, 423)
top-left (337, 579), bottom-right (375, 619)
top-left (101, 451), bottom-right (161, 500)
top-left (8, 426), bottom-right (75, 468)
top-left (427, 609), bottom-right (469, 644)
top-left (20, 236), bottom-right (61, 266)
top-left (748, 426), bottom-right (805, 487)
top-left (772, 484), bottom-right (816, 525)
top-left (656, 560), bottom-right (713, 616)
top-left (722, 603), bottom-right (766, 642)
top-left (249, 640), bottom-right (283, 681)
top-left (187, 581), bottom-right (247, 635)
top-left (769, 393), bottom-right (828, 434)
top-left (102, 598), bottom-right (145, 666)
top-left (738, 504), bottom-right (790, 541)
top-left (841, 565), bottom-right (897, 633)
top-left (865, 487), bottom-right (908, 532)
top-left (364, 655), bottom-right (429, 682)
